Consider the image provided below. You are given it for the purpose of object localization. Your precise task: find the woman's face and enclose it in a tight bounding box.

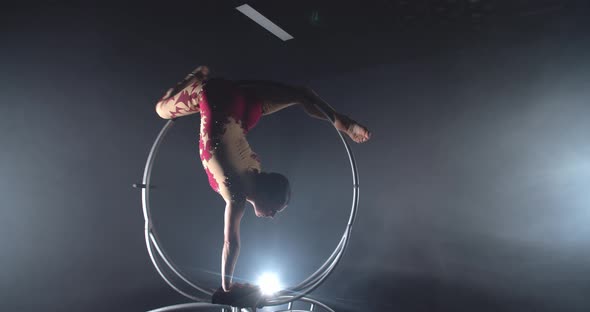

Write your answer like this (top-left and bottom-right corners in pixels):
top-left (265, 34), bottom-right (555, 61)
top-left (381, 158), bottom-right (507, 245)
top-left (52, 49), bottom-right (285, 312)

top-left (253, 199), bottom-right (279, 218)
top-left (255, 207), bottom-right (276, 218)
top-left (252, 195), bottom-right (286, 218)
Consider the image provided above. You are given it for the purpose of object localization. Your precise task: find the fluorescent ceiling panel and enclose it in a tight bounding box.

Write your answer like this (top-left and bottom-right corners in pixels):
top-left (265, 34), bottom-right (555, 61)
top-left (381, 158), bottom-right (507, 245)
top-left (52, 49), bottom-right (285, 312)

top-left (236, 4), bottom-right (294, 41)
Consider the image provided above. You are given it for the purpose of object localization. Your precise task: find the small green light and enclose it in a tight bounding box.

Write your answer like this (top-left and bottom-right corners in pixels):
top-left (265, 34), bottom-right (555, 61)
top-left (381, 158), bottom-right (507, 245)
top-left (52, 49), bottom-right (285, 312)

top-left (309, 10), bottom-right (320, 25)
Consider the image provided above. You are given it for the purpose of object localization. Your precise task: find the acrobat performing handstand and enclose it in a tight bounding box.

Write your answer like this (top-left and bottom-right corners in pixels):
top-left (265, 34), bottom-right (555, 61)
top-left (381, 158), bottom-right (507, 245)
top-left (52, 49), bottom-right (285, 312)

top-left (154, 66), bottom-right (371, 308)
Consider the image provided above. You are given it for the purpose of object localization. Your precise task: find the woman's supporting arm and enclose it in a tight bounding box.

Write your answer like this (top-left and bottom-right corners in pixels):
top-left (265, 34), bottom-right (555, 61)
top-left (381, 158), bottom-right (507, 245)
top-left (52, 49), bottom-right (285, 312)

top-left (221, 199), bottom-right (246, 291)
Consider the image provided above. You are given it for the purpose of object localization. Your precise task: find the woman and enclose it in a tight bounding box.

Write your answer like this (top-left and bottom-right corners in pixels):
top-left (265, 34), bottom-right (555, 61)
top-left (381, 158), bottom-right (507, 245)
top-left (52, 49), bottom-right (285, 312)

top-left (155, 66), bottom-right (371, 307)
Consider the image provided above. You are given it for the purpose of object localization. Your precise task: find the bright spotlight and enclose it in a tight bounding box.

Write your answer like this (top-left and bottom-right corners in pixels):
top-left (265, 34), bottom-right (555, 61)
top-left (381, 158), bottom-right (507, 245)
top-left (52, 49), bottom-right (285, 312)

top-left (257, 272), bottom-right (282, 295)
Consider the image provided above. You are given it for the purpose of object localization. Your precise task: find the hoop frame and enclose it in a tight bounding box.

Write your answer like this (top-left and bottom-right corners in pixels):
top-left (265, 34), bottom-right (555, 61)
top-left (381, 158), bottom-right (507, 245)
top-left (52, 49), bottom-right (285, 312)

top-left (138, 92), bottom-right (360, 308)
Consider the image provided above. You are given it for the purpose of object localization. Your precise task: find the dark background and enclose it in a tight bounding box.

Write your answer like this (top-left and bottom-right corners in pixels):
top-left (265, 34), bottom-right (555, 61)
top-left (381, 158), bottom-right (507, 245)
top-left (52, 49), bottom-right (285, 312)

top-left (1, 1), bottom-right (589, 311)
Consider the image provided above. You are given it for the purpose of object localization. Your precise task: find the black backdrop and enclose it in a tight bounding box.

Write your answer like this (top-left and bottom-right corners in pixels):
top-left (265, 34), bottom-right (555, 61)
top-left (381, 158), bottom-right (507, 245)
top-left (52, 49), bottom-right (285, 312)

top-left (1, 1), bottom-right (589, 311)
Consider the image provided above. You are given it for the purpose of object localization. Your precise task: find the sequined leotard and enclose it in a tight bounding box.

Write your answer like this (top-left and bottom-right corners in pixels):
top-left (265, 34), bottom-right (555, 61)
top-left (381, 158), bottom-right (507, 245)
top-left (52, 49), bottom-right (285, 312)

top-left (156, 75), bottom-right (264, 202)
top-left (198, 78), bottom-right (263, 202)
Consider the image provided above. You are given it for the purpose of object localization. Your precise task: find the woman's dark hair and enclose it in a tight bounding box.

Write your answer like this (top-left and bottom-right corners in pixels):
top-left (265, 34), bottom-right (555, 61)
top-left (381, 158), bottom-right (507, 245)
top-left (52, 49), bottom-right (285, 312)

top-left (259, 172), bottom-right (291, 210)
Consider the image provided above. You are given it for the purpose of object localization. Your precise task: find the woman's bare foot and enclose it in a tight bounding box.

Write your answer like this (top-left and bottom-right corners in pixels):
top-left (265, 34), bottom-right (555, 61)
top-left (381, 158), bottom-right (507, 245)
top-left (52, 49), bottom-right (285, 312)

top-left (334, 114), bottom-right (372, 143)
top-left (299, 87), bottom-right (371, 143)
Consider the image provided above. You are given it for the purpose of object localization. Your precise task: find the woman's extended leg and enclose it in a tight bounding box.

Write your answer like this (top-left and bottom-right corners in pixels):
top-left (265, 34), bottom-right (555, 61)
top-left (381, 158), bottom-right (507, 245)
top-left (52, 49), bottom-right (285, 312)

top-left (302, 87), bottom-right (372, 143)
top-left (235, 80), bottom-right (371, 143)
top-left (154, 66), bottom-right (209, 119)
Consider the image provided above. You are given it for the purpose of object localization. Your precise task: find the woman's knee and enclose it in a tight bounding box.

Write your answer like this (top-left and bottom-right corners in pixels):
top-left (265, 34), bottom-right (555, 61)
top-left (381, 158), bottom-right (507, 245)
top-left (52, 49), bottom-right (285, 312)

top-left (155, 101), bottom-right (172, 119)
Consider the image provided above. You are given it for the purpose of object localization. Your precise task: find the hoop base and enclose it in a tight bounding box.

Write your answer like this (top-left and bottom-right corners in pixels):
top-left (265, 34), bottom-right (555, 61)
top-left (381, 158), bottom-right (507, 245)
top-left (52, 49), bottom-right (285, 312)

top-left (146, 296), bottom-right (335, 312)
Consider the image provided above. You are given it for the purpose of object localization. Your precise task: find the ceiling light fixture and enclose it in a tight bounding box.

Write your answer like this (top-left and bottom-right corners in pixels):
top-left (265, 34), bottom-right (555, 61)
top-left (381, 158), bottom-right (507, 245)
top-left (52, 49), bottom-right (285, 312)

top-left (236, 4), bottom-right (294, 41)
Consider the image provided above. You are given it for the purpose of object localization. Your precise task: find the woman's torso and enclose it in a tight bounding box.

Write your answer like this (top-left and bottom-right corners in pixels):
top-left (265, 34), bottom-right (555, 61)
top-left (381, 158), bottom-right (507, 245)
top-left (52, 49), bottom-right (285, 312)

top-left (198, 78), bottom-right (263, 197)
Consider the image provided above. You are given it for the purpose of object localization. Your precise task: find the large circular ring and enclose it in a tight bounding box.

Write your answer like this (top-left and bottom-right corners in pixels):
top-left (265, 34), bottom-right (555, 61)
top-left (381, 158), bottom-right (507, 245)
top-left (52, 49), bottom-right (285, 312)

top-left (136, 92), bottom-right (360, 309)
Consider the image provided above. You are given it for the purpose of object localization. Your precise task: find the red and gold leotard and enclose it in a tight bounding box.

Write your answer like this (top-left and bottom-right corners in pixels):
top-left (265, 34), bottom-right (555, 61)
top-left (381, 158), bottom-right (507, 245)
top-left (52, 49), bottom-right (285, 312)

top-left (199, 78), bottom-right (263, 202)
top-left (155, 75), bottom-right (263, 202)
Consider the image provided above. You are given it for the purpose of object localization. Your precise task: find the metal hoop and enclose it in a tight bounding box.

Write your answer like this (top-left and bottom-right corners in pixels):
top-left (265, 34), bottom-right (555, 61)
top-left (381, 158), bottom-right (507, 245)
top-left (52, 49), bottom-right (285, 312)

top-left (136, 92), bottom-right (360, 309)
top-left (145, 296), bottom-right (335, 312)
